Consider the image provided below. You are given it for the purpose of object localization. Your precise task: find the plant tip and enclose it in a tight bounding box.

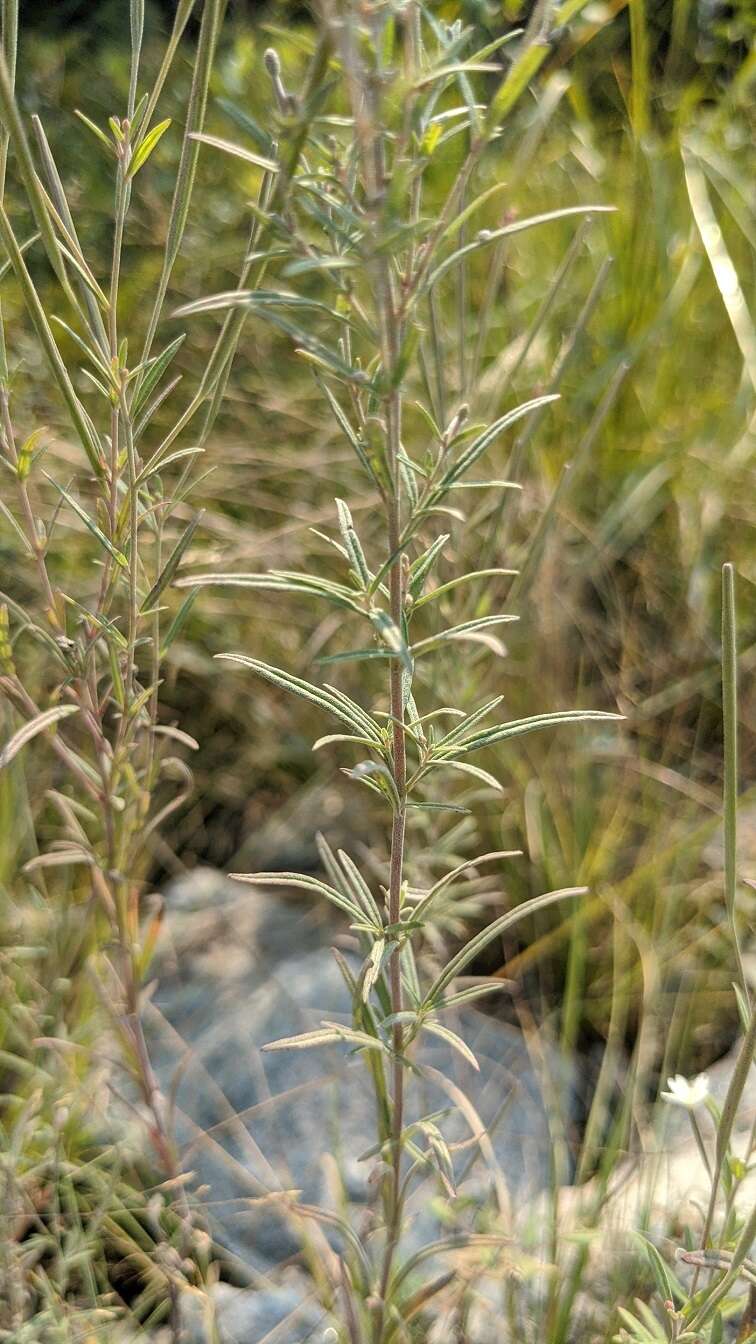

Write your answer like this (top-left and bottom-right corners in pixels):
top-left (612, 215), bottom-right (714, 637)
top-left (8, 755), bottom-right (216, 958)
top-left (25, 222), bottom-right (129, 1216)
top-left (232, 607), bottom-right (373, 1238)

top-left (264, 48), bottom-right (281, 78)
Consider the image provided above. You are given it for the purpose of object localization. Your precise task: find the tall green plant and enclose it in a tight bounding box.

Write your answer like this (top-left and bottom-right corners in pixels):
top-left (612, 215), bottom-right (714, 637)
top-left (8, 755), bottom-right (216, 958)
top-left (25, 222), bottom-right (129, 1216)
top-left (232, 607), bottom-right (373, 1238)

top-left (0, 0), bottom-right (328, 1333)
top-left (182, 5), bottom-right (624, 1338)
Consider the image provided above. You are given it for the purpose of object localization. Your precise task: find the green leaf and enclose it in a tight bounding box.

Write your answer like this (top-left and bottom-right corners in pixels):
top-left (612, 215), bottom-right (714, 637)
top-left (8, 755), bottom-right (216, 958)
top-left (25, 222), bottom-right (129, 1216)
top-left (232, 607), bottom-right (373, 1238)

top-left (16, 427), bottom-right (47, 482)
top-left (0, 230), bottom-right (40, 286)
top-left (132, 333), bottom-right (186, 415)
top-left (438, 395), bottom-right (559, 491)
top-left (135, 446), bottom-right (203, 486)
top-left (128, 117), bottom-right (172, 177)
top-left (216, 97), bottom-right (274, 154)
top-left (176, 569), bottom-right (362, 612)
top-left (636, 1235), bottom-right (676, 1306)
top-left (314, 373), bottom-right (379, 484)
top-left (413, 849), bottom-right (520, 923)
top-left (412, 613), bottom-right (517, 656)
top-left (413, 569), bottom-right (517, 610)
top-left (261, 1028), bottom-right (345, 1052)
top-left (229, 871), bottom-right (363, 921)
top-left (425, 886), bottom-right (586, 1004)
top-left (424, 759), bottom-right (503, 792)
top-left (45, 477), bottom-right (128, 568)
top-left (325, 1020), bottom-right (390, 1053)
top-left (335, 498), bottom-right (371, 586)
top-left (425, 206), bottom-right (615, 292)
top-left (140, 511), bottom-right (204, 612)
top-left (312, 733), bottom-right (378, 751)
top-left (317, 647), bottom-right (394, 667)
top-left (362, 938), bottom-right (387, 1002)
top-left (433, 697), bottom-right (504, 750)
top-left (0, 705), bottom-right (79, 771)
top-left (217, 654), bottom-right (382, 744)
top-left (442, 708), bottom-right (625, 758)
top-left (407, 534), bottom-right (450, 600)
top-left (160, 588), bottom-right (198, 657)
top-left (438, 982), bottom-right (508, 1011)
top-left (342, 759), bottom-right (400, 808)
top-left (190, 130), bottom-right (278, 174)
top-left (73, 109), bottom-right (116, 155)
top-left (62, 596), bottom-right (127, 650)
top-left (336, 849), bottom-right (383, 927)
top-left (486, 41), bottom-right (550, 131)
top-left (421, 1021), bottom-right (479, 1071)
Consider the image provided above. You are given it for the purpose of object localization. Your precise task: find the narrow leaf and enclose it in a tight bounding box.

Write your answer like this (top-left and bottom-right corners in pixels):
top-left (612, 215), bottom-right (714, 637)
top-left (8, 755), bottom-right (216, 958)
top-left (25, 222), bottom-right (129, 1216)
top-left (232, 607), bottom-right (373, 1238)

top-left (0, 705), bottom-right (79, 771)
top-left (443, 709), bottom-right (625, 757)
top-left (426, 886), bottom-right (586, 1003)
top-left (216, 653), bottom-right (382, 742)
top-left (128, 117), bottom-right (171, 177)
top-left (46, 477), bottom-right (128, 568)
top-left (190, 130), bottom-right (278, 174)
top-left (228, 871), bottom-right (363, 921)
top-left (140, 510), bottom-right (203, 612)
top-left (421, 1020), bottom-right (479, 1070)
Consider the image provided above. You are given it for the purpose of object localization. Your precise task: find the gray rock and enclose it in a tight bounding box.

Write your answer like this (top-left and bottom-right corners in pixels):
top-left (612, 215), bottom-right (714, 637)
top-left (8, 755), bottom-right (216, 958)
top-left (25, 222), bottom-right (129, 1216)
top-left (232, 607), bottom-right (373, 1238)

top-left (177, 1274), bottom-right (329, 1344)
top-left (147, 871), bottom-right (572, 1275)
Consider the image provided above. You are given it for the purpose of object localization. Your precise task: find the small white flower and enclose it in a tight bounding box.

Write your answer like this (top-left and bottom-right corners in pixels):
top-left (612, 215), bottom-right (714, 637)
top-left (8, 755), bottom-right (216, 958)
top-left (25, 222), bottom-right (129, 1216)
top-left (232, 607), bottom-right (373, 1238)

top-left (660, 1072), bottom-right (710, 1108)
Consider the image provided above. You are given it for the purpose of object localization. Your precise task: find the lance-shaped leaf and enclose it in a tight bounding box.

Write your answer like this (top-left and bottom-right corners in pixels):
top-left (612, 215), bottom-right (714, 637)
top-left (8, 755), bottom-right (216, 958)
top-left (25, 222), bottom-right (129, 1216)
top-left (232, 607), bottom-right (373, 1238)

top-left (433, 696), bottom-right (504, 750)
top-left (229, 871), bottom-right (363, 922)
top-left (437, 981), bottom-right (510, 1011)
top-left (335, 498), bottom-right (371, 586)
top-left (0, 49), bottom-right (74, 297)
top-left (131, 333), bottom-right (186, 415)
top-left (343, 759), bottom-right (400, 808)
top-left (262, 1022), bottom-right (387, 1053)
top-left (190, 130), bottom-right (278, 174)
top-left (135, 444), bottom-right (202, 486)
top-left (32, 116), bottom-right (108, 346)
top-left (407, 534), bottom-right (450, 599)
top-left (0, 705), bottom-right (79, 771)
top-left (422, 758), bottom-right (504, 792)
top-left (73, 110), bottom-right (115, 155)
top-left (337, 848), bottom-right (383, 927)
top-left (135, 0), bottom-right (223, 380)
top-left (175, 286), bottom-right (352, 326)
top-left (313, 733), bottom-right (379, 754)
top-left (413, 568), bottom-right (518, 610)
top-left (140, 511), bottom-right (203, 612)
top-left (45, 477), bottom-right (128, 568)
top-left (160, 588), bottom-right (198, 657)
top-left (439, 708), bottom-right (625, 758)
top-left (362, 938), bottom-right (388, 1002)
top-left (177, 570), bottom-right (363, 613)
top-left (412, 613), bottom-right (517, 656)
top-left (424, 206), bottom-right (615, 291)
top-left (260, 1027), bottom-right (344, 1052)
top-left (436, 395), bottom-right (558, 492)
top-left (216, 653), bottom-right (382, 743)
top-left (128, 117), bottom-right (172, 177)
top-left (315, 373), bottom-right (379, 485)
top-left (421, 1020), bottom-right (479, 1071)
top-left (425, 886), bottom-right (586, 1004)
top-left (412, 849), bottom-right (520, 923)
